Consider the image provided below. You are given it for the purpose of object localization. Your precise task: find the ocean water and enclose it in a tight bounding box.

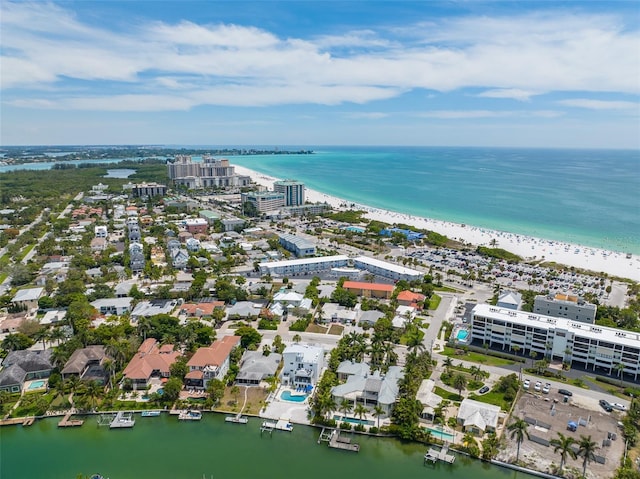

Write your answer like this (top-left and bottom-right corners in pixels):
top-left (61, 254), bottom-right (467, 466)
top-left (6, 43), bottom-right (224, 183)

top-left (229, 147), bottom-right (640, 255)
top-left (0, 415), bottom-right (535, 479)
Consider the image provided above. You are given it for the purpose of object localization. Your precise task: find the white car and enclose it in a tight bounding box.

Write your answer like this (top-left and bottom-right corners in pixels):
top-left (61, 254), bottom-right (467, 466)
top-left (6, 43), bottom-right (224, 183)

top-left (542, 383), bottom-right (550, 394)
top-left (534, 381), bottom-right (542, 392)
top-left (611, 402), bottom-right (627, 411)
top-left (523, 379), bottom-right (530, 390)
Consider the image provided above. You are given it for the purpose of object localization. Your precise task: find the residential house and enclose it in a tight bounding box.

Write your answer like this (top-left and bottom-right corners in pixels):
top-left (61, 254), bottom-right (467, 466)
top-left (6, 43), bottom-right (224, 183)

top-left (185, 336), bottom-right (241, 390)
top-left (497, 291), bottom-right (523, 310)
top-left (130, 299), bottom-right (180, 322)
top-left (0, 350), bottom-right (53, 393)
top-left (397, 290), bottom-right (426, 309)
top-left (416, 379), bottom-right (443, 422)
top-left (280, 343), bottom-right (325, 388)
top-left (171, 248), bottom-right (189, 269)
top-left (236, 350), bottom-right (282, 386)
top-left (392, 305), bottom-right (417, 329)
top-left (94, 225), bottom-right (108, 238)
top-left (226, 301), bottom-right (262, 320)
top-left (180, 301), bottom-right (225, 319)
top-left (91, 297), bottom-right (134, 316)
top-left (184, 218), bottom-right (208, 234)
top-left (321, 302), bottom-right (358, 324)
top-left (122, 338), bottom-right (180, 390)
top-left (357, 310), bottom-right (385, 326)
top-left (61, 345), bottom-right (109, 384)
top-left (185, 238), bottom-right (201, 252)
top-left (457, 398), bottom-right (501, 435)
top-left (11, 287), bottom-right (44, 310)
top-left (331, 361), bottom-right (404, 416)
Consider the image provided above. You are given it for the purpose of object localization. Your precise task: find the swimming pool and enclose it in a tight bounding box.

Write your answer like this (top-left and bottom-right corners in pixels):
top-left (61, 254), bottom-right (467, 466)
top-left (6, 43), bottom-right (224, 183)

top-left (425, 426), bottom-right (455, 442)
top-left (333, 415), bottom-right (374, 426)
top-left (456, 330), bottom-right (469, 341)
top-left (28, 380), bottom-right (46, 390)
top-left (280, 391), bottom-right (307, 402)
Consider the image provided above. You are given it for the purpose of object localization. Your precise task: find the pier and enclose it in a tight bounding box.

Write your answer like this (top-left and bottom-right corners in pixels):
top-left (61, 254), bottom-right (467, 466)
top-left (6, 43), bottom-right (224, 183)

top-left (318, 428), bottom-right (360, 452)
top-left (225, 413), bottom-right (248, 424)
top-left (424, 443), bottom-right (455, 465)
top-left (58, 412), bottom-right (84, 428)
top-left (260, 421), bottom-right (275, 435)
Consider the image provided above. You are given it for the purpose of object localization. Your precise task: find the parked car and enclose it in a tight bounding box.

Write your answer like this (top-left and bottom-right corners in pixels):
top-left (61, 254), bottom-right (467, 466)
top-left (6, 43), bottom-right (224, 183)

top-left (600, 399), bottom-right (613, 412)
top-left (542, 383), bottom-right (550, 394)
top-left (523, 379), bottom-right (530, 390)
top-left (534, 381), bottom-right (542, 392)
top-left (478, 386), bottom-right (490, 395)
top-left (611, 402), bottom-right (627, 411)
top-left (558, 389), bottom-right (573, 397)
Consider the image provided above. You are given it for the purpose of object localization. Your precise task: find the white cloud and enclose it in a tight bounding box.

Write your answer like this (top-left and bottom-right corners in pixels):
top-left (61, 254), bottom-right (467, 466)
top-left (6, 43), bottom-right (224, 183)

top-left (344, 112), bottom-right (389, 119)
top-left (477, 89), bottom-right (541, 101)
top-left (418, 110), bottom-right (565, 119)
top-left (557, 99), bottom-right (639, 110)
top-left (1, 2), bottom-right (638, 112)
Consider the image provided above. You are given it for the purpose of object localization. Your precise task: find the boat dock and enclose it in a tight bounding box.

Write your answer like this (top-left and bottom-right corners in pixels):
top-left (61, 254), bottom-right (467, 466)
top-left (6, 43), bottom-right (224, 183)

top-left (0, 416), bottom-right (38, 427)
top-left (58, 412), bottom-right (84, 428)
top-left (275, 419), bottom-right (293, 432)
top-left (260, 421), bottom-right (275, 435)
top-left (328, 430), bottom-right (360, 452)
top-left (110, 411), bottom-right (135, 428)
top-left (225, 413), bottom-right (248, 424)
top-left (424, 444), bottom-right (455, 464)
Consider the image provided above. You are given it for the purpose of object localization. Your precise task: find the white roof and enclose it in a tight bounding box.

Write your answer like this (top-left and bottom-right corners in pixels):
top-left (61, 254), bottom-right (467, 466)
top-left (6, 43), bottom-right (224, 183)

top-left (353, 256), bottom-right (422, 277)
top-left (12, 287), bottom-right (44, 302)
top-left (282, 343), bottom-right (324, 363)
top-left (457, 398), bottom-right (500, 429)
top-left (91, 297), bottom-right (134, 309)
top-left (473, 303), bottom-right (640, 349)
top-left (273, 291), bottom-right (304, 303)
top-left (260, 255), bottom-right (349, 269)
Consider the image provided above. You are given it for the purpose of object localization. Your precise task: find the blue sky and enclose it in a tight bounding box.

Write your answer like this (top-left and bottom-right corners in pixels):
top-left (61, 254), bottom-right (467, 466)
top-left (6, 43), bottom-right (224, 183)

top-left (1, 1), bottom-right (639, 148)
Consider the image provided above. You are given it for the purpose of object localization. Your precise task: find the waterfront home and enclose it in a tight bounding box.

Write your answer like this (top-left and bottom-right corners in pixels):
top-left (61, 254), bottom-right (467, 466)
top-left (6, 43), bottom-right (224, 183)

top-left (122, 338), bottom-right (180, 390)
top-left (236, 351), bottom-right (282, 386)
top-left (342, 281), bottom-right (394, 300)
top-left (91, 297), bottom-right (134, 316)
top-left (280, 343), bottom-right (325, 388)
top-left (11, 287), bottom-right (44, 310)
top-left (331, 362), bottom-right (403, 416)
top-left (61, 345), bottom-right (109, 384)
top-left (416, 379), bottom-right (443, 422)
top-left (457, 399), bottom-right (501, 435)
top-left (0, 349), bottom-right (53, 393)
top-left (185, 336), bottom-right (241, 390)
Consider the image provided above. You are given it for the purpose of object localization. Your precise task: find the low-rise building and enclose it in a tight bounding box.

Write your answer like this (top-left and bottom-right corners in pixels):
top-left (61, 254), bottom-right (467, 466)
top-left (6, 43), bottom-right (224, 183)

top-left (61, 345), bottom-right (109, 384)
top-left (185, 336), bottom-right (241, 390)
top-left (352, 256), bottom-right (422, 281)
top-left (278, 233), bottom-right (316, 257)
top-left (184, 218), bottom-right (208, 234)
top-left (343, 281), bottom-right (394, 299)
top-left (497, 291), bottom-right (523, 310)
top-left (91, 297), bottom-right (134, 316)
top-left (280, 343), bottom-right (325, 388)
top-left (397, 290), bottom-right (426, 309)
top-left (457, 398), bottom-right (501, 435)
top-left (259, 255), bottom-right (349, 277)
top-left (122, 338), bottom-right (180, 390)
top-left (11, 287), bottom-right (45, 310)
top-left (534, 293), bottom-right (597, 324)
top-left (236, 350), bottom-right (282, 386)
top-left (0, 350), bottom-right (53, 393)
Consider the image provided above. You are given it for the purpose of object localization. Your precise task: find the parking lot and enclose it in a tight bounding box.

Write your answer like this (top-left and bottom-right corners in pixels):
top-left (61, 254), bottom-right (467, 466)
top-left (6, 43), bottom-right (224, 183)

top-left (501, 388), bottom-right (626, 478)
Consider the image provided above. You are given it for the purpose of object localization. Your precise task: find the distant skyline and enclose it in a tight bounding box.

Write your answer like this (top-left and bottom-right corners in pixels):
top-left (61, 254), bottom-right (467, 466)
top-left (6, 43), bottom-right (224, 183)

top-left (1, 1), bottom-right (639, 148)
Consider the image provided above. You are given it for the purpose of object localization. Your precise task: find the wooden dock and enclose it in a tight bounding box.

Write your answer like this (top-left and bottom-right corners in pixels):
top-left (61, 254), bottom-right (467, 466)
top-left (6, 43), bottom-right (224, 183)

top-left (424, 444), bottom-right (455, 464)
top-left (58, 412), bottom-right (84, 428)
top-left (328, 430), bottom-right (360, 452)
top-left (0, 416), bottom-right (36, 427)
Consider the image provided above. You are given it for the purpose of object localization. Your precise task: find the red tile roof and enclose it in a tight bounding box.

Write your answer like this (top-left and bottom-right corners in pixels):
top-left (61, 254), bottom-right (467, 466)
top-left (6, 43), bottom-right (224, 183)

top-left (397, 290), bottom-right (426, 302)
top-left (123, 338), bottom-right (180, 381)
top-left (187, 336), bottom-right (241, 369)
top-left (181, 302), bottom-right (225, 316)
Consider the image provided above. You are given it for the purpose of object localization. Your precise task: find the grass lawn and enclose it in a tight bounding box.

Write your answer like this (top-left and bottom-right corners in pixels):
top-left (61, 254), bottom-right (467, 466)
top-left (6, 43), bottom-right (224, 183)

top-left (306, 323), bottom-right (328, 334)
top-left (467, 391), bottom-right (512, 411)
top-left (18, 243), bottom-right (35, 261)
top-left (441, 346), bottom-right (516, 367)
top-left (428, 294), bottom-right (442, 310)
top-left (327, 324), bottom-right (344, 335)
top-left (434, 285), bottom-right (464, 293)
top-left (218, 386), bottom-right (269, 415)
top-left (433, 386), bottom-right (462, 402)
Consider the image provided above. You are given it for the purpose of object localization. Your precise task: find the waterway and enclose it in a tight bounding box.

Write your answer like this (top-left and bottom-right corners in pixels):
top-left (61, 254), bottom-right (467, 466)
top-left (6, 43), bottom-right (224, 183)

top-left (0, 414), bottom-right (536, 479)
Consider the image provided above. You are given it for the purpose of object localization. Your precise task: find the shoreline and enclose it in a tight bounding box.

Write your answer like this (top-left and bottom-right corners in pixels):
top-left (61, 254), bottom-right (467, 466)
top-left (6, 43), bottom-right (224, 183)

top-left (233, 164), bottom-right (640, 281)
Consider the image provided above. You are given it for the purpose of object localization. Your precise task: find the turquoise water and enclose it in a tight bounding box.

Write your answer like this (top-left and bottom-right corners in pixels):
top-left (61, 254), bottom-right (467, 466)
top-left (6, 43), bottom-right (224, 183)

top-left (333, 415), bottom-right (375, 426)
top-left (456, 330), bottom-right (469, 341)
top-left (281, 390), bottom-right (308, 402)
top-left (27, 380), bottom-right (46, 390)
top-left (0, 415), bottom-right (537, 479)
top-left (426, 427), bottom-right (456, 442)
top-left (230, 147), bottom-right (640, 254)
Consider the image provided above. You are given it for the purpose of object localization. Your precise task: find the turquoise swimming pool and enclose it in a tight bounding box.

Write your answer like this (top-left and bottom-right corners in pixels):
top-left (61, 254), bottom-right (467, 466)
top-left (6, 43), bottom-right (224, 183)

top-left (456, 330), bottom-right (469, 341)
top-left (425, 426), bottom-right (455, 442)
top-left (28, 380), bottom-right (46, 390)
top-left (281, 391), bottom-right (307, 402)
top-left (333, 415), bottom-right (374, 426)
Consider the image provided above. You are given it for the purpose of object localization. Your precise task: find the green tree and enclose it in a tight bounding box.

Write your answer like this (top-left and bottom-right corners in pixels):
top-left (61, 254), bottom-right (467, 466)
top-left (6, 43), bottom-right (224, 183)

top-left (162, 377), bottom-right (183, 402)
top-left (372, 404), bottom-right (385, 429)
top-left (206, 379), bottom-right (225, 405)
top-left (550, 432), bottom-right (577, 473)
top-left (339, 398), bottom-right (352, 418)
top-left (236, 326), bottom-right (262, 349)
top-left (169, 357), bottom-right (188, 381)
top-left (453, 373), bottom-right (467, 399)
top-left (507, 416), bottom-right (530, 463)
top-left (578, 435), bottom-right (598, 478)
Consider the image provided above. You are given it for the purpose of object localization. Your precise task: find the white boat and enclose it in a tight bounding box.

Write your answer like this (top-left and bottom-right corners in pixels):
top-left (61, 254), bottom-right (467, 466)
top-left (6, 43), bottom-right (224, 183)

top-left (178, 410), bottom-right (202, 421)
top-left (141, 410), bottom-right (161, 417)
top-left (109, 411), bottom-right (135, 428)
top-left (225, 414), bottom-right (248, 424)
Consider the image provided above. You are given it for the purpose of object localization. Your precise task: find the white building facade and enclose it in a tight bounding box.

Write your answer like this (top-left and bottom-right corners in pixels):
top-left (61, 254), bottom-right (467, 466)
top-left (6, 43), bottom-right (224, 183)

top-left (280, 344), bottom-right (325, 388)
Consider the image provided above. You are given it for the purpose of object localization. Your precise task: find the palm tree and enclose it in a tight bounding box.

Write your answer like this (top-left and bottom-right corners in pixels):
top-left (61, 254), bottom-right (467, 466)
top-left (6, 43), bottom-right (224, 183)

top-left (443, 357), bottom-right (453, 371)
top-left (84, 380), bottom-right (103, 411)
top-left (49, 327), bottom-right (66, 346)
top-left (529, 350), bottom-right (538, 368)
top-left (137, 316), bottom-right (153, 341)
top-left (339, 398), bottom-right (352, 418)
top-left (550, 432), bottom-right (577, 473)
top-left (453, 373), bottom-right (467, 399)
top-left (578, 435), bottom-right (598, 478)
top-left (32, 327), bottom-right (49, 350)
top-left (292, 334), bottom-right (302, 344)
top-left (372, 405), bottom-right (385, 429)
top-left (102, 358), bottom-right (116, 390)
top-left (507, 417), bottom-right (530, 463)
top-left (614, 363), bottom-right (625, 386)
top-left (354, 403), bottom-right (367, 423)
top-left (1, 333), bottom-right (24, 351)
top-left (469, 365), bottom-right (483, 381)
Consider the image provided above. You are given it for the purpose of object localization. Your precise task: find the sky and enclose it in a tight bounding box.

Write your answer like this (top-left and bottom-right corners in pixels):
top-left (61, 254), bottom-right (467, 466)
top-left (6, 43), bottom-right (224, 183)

top-left (1, 1), bottom-right (639, 148)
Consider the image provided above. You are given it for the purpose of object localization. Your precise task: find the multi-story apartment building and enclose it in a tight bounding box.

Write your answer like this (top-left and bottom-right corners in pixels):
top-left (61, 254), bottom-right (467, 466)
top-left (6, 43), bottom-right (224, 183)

top-left (534, 293), bottom-right (597, 324)
top-left (352, 256), bottom-right (423, 281)
top-left (274, 179), bottom-right (305, 206)
top-left (470, 303), bottom-right (640, 381)
top-left (240, 191), bottom-right (285, 213)
top-left (167, 156), bottom-right (251, 189)
top-left (131, 182), bottom-right (167, 198)
top-left (259, 255), bottom-right (349, 277)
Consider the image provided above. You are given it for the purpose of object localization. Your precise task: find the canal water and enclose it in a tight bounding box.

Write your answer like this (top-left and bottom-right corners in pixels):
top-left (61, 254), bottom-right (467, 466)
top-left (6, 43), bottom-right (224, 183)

top-left (0, 413), bottom-right (536, 479)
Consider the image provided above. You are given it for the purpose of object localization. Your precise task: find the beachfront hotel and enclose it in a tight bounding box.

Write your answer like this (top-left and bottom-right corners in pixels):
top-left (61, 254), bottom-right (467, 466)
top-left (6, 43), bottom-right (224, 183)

top-left (240, 191), bottom-right (285, 213)
top-left (470, 304), bottom-right (640, 381)
top-left (273, 179), bottom-right (305, 206)
top-left (167, 156), bottom-right (251, 189)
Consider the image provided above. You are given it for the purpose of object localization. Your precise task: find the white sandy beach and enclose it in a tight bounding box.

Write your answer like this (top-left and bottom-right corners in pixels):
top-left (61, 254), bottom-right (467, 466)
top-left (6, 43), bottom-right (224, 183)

top-left (234, 165), bottom-right (640, 281)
